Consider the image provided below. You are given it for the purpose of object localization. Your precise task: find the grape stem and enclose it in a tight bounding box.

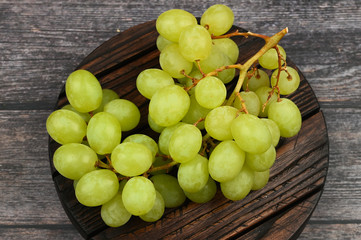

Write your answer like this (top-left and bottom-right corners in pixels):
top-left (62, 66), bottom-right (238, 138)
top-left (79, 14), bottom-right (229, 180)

top-left (235, 92), bottom-right (249, 114)
top-left (148, 161), bottom-right (179, 173)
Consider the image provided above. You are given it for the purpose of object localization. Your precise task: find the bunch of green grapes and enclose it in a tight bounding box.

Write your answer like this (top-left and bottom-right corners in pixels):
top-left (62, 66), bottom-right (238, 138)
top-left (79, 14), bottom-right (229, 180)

top-left (46, 4), bottom-right (303, 229)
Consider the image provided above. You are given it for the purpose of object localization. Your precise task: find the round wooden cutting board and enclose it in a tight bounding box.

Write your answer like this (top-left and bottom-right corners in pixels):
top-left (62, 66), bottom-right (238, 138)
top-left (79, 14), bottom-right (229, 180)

top-left (49, 20), bottom-right (329, 240)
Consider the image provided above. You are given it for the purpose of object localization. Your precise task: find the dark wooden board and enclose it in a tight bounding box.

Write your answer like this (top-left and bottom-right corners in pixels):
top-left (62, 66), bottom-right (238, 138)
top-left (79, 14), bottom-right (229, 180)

top-left (48, 20), bottom-right (329, 239)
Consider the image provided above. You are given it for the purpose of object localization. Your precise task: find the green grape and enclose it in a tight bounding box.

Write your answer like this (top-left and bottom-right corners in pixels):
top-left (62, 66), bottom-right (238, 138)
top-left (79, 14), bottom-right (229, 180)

top-left (195, 76), bottom-right (226, 109)
top-left (204, 106), bottom-right (238, 141)
top-left (261, 118), bottom-right (281, 147)
top-left (150, 155), bottom-right (173, 175)
top-left (139, 191), bottom-right (165, 222)
top-left (184, 177), bottom-right (217, 203)
top-left (156, 34), bottom-right (173, 51)
top-left (62, 104), bottom-right (91, 123)
top-left (220, 165), bottom-right (254, 201)
top-left (65, 69), bottom-right (102, 113)
top-left (242, 69), bottom-right (270, 92)
top-left (268, 98), bottom-right (302, 138)
top-left (156, 9), bottom-right (197, 42)
top-left (46, 109), bottom-right (87, 145)
top-left (271, 66), bottom-right (300, 95)
top-left (177, 154), bottom-right (209, 193)
top-left (233, 91), bottom-right (261, 116)
top-left (231, 113), bottom-right (272, 154)
top-left (53, 143), bottom-right (97, 180)
top-left (93, 89), bottom-right (119, 114)
top-left (169, 124), bottom-right (202, 163)
top-left (255, 86), bottom-right (278, 117)
top-left (123, 134), bottom-right (158, 160)
top-left (148, 114), bottom-right (165, 133)
top-left (209, 140), bottom-right (245, 182)
top-left (101, 192), bottom-right (132, 227)
top-left (136, 68), bottom-right (174, 99)
top-left (245, 145), bottom-right (276, 172)
top-left (87, 112), bottom-right (122, 155)
top-left (199, 45), bottom-right (235, 84)
top-left (182, 94), bottom-right (211, 130)
top-left (212, 38), bottom-right (239, 64)
top-left (159, 43), bottom-right (193, 78)
top-left (179, 24), bottom-right (212, 62)
top-left (111, 142), bottom-right (153, 177)
top-left (258, 45), bottom-right (286, 70)
top-left (158, 122), bottom-right (185, 155)
top-left (122, 176), bottom-right (156, 216)
top-left (103, 99), bottom-right (140, 131)
top-left (150, 174), bottom-right (186, 208)
top-left (75, 169), bottom-right (119, 207)
top-left (252, 169), bottom-right (270, 191)
top-left (201, 4), bottom-right (234, 36)
top-left (149, 85), bottom-right (190, 127)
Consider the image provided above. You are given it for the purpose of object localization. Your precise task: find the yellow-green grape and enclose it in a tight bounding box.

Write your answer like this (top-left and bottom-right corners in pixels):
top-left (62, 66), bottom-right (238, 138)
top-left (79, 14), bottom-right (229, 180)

top-left (212, 38), bottom-right (239, 64)
top-left (179, 25), bottom-right (212, 62)
top-left (53, 143), bottom-right (97, 180)
top-left (261, 118), bottom-right (281, 147)
top-left (233, 91), bottom-right (261, 116)
top-left (62, 104), bottom-right (91, 123)
top-left (182, 94), bottom-right (211, 130)
top-left (86, 112), bottom-right (121, 155)
top-left (195, 76), bottom-right (226, 109)
top-left (252, 169), bottom-right (270, 191)
top-left (65, 69), bottom-right (102, 113)
top-left (177, 154), bottom-right (209, 193)
top-left (156, 9), bottom-right (197, 42)
top-left (268, 98), bottom-right (302, 138)
top-left (204, 106), bottom-right (238, 141)
top-left (46, 109), bottom-right (87, 145)
top-left (149, 85), bottom-right (190, 127)
top-left (258, 45), bottom-right (286, 70)
top-left (231, 113), bottom-right (272, 154)
top-left (201, 4), bottom-right (234, 36)
top-left (184, 177), bottom-right (217, 203)
top-left (148, 114), bottom-right (165, 133)
top-left (104, 99), bottom-right (140, 131)
top-left (271, 66), bottom-right (300, 95)
top-left (136, 68), bottom-right (174, 99)
top-left (220, 165), bottom-right (254, 201)
top-left (93, 89), bottom-right (119, 114)
top-left (156, 34), bottom-right (174, 51)
top-left (122, 176), bottom-right (156, 216)
top-left (111, 142), bottom-right (153, 177)
top-left (242, 69), bottom-right (270, 92)
top-left (209, 140), bottom-right (245, 182)
top-left (159, 43), bottom-right (193, 78)
top-left (255, 86), bottom-right (278, 117)
top-left (139, 191), bottom-right (165, 222)
top-left (123, 134), bottom-right (158, 161)
top-left (158, 122), bottom-right (185, 155)
top-left (150, 174), bottom-right (186, 208)
top-left (75, 169), bottom-right (119, 207)
top-left (100, 192), bottom-right (132, 227)
top-left (245, 145), bottom-right (276, 172)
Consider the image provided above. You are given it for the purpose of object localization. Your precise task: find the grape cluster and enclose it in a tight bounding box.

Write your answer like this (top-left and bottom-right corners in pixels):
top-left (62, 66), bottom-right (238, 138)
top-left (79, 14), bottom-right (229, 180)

top-left (47, 4), bottom-right (302, 228)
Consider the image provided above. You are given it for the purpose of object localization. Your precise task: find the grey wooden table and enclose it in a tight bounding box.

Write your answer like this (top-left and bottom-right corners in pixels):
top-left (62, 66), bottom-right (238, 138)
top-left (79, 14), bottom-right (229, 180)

top-left (1, 0), bottom-right (360, 239)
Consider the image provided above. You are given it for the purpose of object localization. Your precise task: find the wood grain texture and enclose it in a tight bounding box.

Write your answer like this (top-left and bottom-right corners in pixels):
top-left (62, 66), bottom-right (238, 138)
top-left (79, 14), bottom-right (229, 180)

top-left (0, 0), bottom-right (360, 239)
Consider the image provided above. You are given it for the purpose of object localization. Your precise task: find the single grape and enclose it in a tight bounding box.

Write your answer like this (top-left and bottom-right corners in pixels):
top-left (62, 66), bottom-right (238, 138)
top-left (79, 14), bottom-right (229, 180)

top-left (184, 177), bottom-right (217, 203)
top-left (156, 34), bottom-right (173, 51)
top-left (251, 169), bottom-right (270, 191)
top-left (46, 109), bottom-right (87, 145)
top-left (182, 94), bottom-right (211, 130)
top-left (242, 69), bottom-right (270, 92)
top-left (156, 9), bottom-right (197, 42)
top-left (212, 38), bottom-right (239, 64)
top-left (233, 91), bottom-right (261, 116)
top-left (75, 169), bottom-right (119, 207)
top-left (150, 174), bottom-right (186, 208)
top-left (62, 104), bottom-right (91, 123)
top-left (169, 124), bottom-right (203, 163)
top-left (204, 106), bottom-right (238, 141)
top-left (123, 134), bottom-right (158, 160)
top-left (201, 4), bottom-right (234, 36)
top-left (268, 98), bottom-right (302, 138)
top-left (209, 140), bottom-right (245, 182)
top-left (179, 24), bottom-right (212, 62)
top-left (258, 45), bottom-right (286, 70)
top-left (139, 191), bottom-right (165, 222)
top-left (101, 192), bottom-right (132, 227)
top-left (195, 76), bottom-right (226, 109)
top-left (87, 112), bottom-right (122, 155)
top-left (245, 145), bottom-right (276, 172)
top-left (255, 86), bottom-right (278, 117)
top-left (148, 114), bottom-right (165, 133)
top-left (231, 113), bottom-right (272, 154)
top-left (149, 85), bottom-right (190, 127)
top-left (261, 118), bottom-right (281, 147)
top-left (122, 176), bottom-right (156, 216)
top-left (104, 99), bottom-right (140, 131)
top-left (159, 43), bottom-right (193, 78)
top-left (111, 142), bottom-right (153, 177)
top-left (65, 69), bottom-right (102, 113)
top-left (136, 68), bottom-right (174, 99)
top-left (271, 66), bottom-right (300, 95)
top-left (93, 89), bottom-right (119, 114)
top-left (53, 143), bottom-right (97, 180)
top-left (158, 122), bottom-right (185, 155)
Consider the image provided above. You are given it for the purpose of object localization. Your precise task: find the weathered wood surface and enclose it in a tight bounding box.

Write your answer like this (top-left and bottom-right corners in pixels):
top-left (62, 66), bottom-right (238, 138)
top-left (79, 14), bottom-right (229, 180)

top-left (0, 0), bottom-right (360, 239)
